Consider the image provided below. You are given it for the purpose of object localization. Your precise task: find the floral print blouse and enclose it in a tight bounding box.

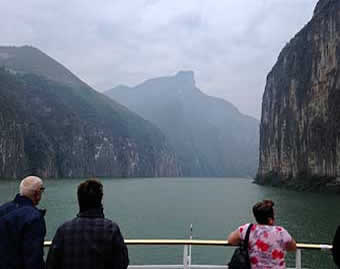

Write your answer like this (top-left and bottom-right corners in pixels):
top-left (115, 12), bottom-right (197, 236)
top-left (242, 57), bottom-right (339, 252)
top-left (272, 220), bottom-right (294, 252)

top-left (239, 223), bottom-right (292, 269)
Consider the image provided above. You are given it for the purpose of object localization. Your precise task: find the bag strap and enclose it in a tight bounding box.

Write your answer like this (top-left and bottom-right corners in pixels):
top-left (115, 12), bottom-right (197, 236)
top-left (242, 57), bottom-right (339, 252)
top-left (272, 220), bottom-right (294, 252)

top-left (244, 223), bottom-right (253, 249)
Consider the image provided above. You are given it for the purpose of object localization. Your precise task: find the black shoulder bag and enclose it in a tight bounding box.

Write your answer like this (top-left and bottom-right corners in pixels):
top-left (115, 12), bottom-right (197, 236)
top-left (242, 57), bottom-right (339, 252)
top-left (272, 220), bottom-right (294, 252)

top-left (228, 223), bottom-right (253, 269)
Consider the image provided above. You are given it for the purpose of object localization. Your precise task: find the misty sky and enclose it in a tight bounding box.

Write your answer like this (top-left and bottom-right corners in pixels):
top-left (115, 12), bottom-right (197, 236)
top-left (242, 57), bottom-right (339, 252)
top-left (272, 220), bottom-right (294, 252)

top-left (1, 0), bottom-right (319, 119)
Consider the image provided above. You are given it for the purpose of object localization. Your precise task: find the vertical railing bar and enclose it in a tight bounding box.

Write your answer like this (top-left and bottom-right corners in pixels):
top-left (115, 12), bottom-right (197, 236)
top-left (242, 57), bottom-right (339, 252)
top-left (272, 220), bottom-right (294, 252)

top-left (183, 244), bottom-right (189, 269)
top-left (189, 224), bottom-right (192, 268)
top-left (295, 249), bottom-right (302, 269)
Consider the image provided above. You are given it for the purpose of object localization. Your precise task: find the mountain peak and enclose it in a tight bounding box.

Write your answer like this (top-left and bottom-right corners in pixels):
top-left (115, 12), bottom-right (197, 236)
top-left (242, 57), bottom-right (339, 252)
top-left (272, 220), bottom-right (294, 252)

top-left (0, 45), bottom-right (88, 89)
top-left (313, 0), bottom-right (336, 16)
top-left (174, 71), bottom-right (195, 87)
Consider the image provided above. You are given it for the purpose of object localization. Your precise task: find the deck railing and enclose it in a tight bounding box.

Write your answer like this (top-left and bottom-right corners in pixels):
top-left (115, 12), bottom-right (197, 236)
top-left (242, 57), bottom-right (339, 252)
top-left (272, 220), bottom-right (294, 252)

top-left (43, 239), bottom-right (333, 269)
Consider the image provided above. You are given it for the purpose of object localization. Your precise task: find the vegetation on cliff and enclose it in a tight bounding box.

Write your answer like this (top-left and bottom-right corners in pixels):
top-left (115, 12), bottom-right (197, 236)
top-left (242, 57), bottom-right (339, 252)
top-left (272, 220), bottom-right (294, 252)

top-left (257, 0), bottom-right (340, 190)
top-left (0, 46), bottom-right (181, 178)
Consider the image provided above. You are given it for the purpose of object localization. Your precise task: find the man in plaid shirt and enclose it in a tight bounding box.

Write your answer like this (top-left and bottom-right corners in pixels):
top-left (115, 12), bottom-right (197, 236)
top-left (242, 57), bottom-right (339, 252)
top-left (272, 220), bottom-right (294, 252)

top-left (46, 179), bottom-right (129, 269)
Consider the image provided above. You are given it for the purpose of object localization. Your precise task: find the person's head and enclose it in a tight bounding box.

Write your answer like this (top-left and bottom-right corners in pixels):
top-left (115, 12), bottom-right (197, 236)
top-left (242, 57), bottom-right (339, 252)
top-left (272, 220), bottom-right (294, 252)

top-left (19, 176), bottom-right (45, 206)
top-left (252, 200), bottom-right (275, 225)
top-left (77, 179), bottom-right (103, 212)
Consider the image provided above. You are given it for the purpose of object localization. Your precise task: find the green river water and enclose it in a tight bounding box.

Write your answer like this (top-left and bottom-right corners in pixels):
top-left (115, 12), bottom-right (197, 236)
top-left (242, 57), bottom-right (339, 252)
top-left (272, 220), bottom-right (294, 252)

top-left (0, 177), bottom-right (339, 268)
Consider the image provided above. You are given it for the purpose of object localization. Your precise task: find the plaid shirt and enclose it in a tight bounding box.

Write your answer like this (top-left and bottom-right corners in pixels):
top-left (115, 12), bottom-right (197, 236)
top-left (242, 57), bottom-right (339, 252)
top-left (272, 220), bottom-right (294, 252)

top-left (46, 208), bottom-right (129, 269)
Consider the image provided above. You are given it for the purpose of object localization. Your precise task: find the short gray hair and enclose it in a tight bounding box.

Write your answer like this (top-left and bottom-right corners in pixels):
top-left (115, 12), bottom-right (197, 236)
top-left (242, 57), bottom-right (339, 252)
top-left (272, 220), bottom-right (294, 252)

top-left (19, 176), bottom-right (43, 197)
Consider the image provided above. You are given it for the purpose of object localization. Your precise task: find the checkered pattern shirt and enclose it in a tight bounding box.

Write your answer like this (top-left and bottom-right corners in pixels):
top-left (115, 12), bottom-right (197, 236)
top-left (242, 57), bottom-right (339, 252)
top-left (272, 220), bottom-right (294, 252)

top-left (46, 208), bottom-right (129, 269)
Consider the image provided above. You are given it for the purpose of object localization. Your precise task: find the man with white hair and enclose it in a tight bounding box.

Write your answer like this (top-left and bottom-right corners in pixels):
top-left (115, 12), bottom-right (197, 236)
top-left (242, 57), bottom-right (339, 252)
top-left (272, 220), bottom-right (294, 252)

top-left (0, 175), bottom-right (46, 269)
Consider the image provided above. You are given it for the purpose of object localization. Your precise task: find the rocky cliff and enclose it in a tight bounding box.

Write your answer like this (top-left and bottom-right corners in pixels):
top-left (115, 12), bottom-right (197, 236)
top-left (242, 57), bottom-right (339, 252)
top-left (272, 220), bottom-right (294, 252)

top-left (257, 0), bottom-right (340, 188)
top-left (0, 46), bottom-right (181, 178)
top-left (106, 71), bottom-right (259, 177)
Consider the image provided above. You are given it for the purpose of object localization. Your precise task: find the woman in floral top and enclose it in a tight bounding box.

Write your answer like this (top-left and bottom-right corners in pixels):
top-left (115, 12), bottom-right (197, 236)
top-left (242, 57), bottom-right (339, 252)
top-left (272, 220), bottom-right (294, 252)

top-left (228, 200), bottom-right (296, 269)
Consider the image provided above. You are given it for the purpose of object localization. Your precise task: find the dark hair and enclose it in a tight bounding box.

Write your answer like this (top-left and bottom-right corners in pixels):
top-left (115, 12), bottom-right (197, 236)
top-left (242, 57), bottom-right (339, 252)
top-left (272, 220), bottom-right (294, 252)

top-left (252, 200), bottom-right (275, 224)
top-left (77, 179), bottom-right (103, 211)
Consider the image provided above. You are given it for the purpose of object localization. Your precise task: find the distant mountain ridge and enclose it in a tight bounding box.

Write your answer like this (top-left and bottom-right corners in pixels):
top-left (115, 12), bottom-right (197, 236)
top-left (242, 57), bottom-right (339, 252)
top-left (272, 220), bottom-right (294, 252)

top-left (0, 45), bottom-right (87, 89)
top-left (0, 46), bottom-right (181, 178)
top-left (105, 71), bottom-right (259, 177)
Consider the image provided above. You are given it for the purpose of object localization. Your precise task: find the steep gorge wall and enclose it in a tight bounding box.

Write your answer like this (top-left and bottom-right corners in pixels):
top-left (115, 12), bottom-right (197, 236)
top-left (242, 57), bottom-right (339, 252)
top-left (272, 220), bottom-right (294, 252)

top-left (257, 0), bottom-right (340, 186)
top-left (0, 69), bottom-right (181, 179)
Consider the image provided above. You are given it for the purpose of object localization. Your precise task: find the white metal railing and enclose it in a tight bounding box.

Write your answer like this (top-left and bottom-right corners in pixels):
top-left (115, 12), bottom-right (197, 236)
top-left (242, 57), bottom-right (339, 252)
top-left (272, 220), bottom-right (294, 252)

top-left (43, 239), bottom-right (333, 269)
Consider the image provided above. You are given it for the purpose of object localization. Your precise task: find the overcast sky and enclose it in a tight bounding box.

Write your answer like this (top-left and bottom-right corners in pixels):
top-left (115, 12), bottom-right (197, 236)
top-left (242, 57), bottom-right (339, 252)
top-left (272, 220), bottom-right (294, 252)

top-left (1, 0), bottom-right (319, 119)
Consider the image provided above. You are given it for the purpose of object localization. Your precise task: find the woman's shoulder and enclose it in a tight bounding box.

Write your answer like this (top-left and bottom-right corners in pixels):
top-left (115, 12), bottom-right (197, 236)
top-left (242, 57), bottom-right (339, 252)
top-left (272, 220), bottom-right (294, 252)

top-left (238, 223), bottom-right (256, 239)
top-left (270, 225), bottom-right (293, 241)
top-left (249, 224), bottom-right (291, 235)
top-left (238, 223), bottom-right (251, 233)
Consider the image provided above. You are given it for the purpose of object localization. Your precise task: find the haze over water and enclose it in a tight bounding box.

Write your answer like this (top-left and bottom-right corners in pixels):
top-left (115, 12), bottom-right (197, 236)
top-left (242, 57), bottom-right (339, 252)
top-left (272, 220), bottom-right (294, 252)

top-left (0, 177), bottom-right (338, 268)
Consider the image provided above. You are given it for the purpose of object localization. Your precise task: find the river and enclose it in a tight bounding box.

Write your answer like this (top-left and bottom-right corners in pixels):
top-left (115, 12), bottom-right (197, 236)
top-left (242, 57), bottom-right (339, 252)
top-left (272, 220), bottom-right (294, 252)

top-left (0, 177), bottom-right (338, 268)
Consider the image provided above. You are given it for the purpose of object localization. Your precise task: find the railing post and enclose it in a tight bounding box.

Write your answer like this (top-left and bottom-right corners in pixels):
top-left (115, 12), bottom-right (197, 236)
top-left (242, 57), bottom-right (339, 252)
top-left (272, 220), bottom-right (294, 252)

top-left (189, 225), bottom-right (192, 267)
top-left (183, 244), bottom-right (189, 269)
top-left (295, 249), bottom-right (302, 269)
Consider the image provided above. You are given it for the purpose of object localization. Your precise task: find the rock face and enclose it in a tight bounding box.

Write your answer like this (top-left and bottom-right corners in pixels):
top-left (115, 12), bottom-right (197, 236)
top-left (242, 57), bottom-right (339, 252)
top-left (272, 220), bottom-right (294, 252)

top-left (105, 71), bottom-right (259, 177)
top-left (257, 0), bottom-right (340, 186)
top-left (0, 46), bottom-right (181, 178)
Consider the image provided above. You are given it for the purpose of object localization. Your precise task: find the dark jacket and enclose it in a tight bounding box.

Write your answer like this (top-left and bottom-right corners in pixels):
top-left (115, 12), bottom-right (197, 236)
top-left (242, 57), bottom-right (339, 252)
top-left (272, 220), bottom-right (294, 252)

top-left (0, 194), bottom-right (46, 269)
top-left (46, 207), bottom-right (129, 269)
top-left (333, 226), bottom-right (340, 267)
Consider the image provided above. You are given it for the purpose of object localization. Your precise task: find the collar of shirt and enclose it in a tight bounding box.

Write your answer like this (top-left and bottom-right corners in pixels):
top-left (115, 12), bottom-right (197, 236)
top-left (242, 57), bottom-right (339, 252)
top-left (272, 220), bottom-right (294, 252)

top-left (14, 193), bottom-right (34, 207)
top-left (77, 207), bottom-right (104, 218)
